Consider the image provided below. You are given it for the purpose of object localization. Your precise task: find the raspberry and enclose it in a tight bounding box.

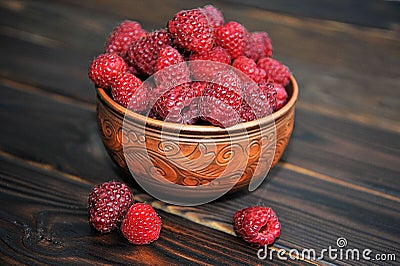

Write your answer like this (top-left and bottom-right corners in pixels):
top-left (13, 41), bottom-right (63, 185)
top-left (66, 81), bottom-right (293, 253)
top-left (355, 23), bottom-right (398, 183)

top-left (232, 56), bottom-right (266, 83)
top-left (240, 83), bottom-right (272, 122)
top-left (88, 181), bottom-right (134, 234)
top-left (154, 82), bottom-right (205, 124)
top-left (244, 31), bottom-right (273, 61)
top-left (257, 57), bottom-right (291, 86)
top-left (215, 21), bottom-right (248, 59)
top-left (202, 5), bottom-right (224, 28)
top-left (189, 46), bottom-right (231, 80)
top-left (273, 82), bottom-right (288, 111)
top-left (111, 72), bottom-right (148, 112)
top-left (105, 20), bottom-right (146, 58)
top-left (199, 83), bottom-right (243, 127)
top-left (121, 203), bottom-right (162, 245)
top-left (258, 81), bottom-right (278, 111)
top-left (168, 9), bottom-right (214, 53)
top-left (155, 45), bottom-right (190, 87)
top-left (127, 29), bottom-right (172, 76)
top-left (233, 206), bottom-right (281, 246)
top-left (88, 53), bottom-right (128, 88)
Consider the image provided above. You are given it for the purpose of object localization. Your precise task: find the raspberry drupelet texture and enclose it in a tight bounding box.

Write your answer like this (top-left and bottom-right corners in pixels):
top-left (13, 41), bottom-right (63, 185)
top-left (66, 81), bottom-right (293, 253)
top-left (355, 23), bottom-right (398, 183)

top-left (215, 21), bottom-right (248, 59)
top-left (105, 20), bottom-right (146, 58)
top-left (189, 46), bottom-right (231, 80)
top-left (244, 31), bottom-right (273, 61)
top-left (232, 56), bottom-right (266, 83)
top-left (257, 57), bottom-right (291, 86)
top-left (167, 8), bottom-right (214, 53)
top-left (240, 83), bottom-right (273, 122)
top-left (111, 72), bottom-right (148, 112)
top-left (199, 83), bottom-right (243, 127)
top-left (120, 203), bottom-right (162, 245)
top-left (233, 206), bottom-right (281, 246)
top-left (127, 29), bottom-right (172, 76)
top-left (88, 181), bottom-right (134, 234)
top-left (88, 53), bottom-right (128, 88)
top-left (155, 45), bottom-right (190, 87)
top-left (202, 5), bottom-right (225, 28)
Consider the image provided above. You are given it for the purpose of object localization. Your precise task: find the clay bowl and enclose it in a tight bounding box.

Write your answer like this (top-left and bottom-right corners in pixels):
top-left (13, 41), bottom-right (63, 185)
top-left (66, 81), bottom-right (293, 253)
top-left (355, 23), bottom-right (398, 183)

top-left (96, 76), bottom-right (298, 203)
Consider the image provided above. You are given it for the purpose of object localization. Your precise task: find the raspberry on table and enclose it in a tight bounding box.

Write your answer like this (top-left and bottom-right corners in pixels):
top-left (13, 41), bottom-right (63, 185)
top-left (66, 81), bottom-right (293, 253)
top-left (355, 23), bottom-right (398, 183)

top-left (155, 45), bottom-right (191, 87)
top-left (121, 203), bottom-right (162, 245)
top-left (127, 29), bottom-right (172, 77)
top-left (105, 20), bottom-right (146, 58)
top-left (168, 8), bottom-right (214, 53)
top-left (88, 53), bottom-right (128, 88)
top-left (233, 206), bottom-right (281, 246)
top-left (215, 21), bottom-right (248, 59)
top-left (202, 5), bottom-right (225, 28)
top-left (154, 82), bottom-right (205, 124)
top-left (111, 72), bottom-right (148, 112)
top-left (88, 181), bottom-right (134, 234)
top-left (199, 83), bottom-right (243, 127)
top-left (232, 56), bottom-right (266, 83)
top-left (244, 31), bottom-right (273, 61)
top-left (257, 57), bottom-right (291, 86)
top-left (189, 46), bottom-right (231, 81)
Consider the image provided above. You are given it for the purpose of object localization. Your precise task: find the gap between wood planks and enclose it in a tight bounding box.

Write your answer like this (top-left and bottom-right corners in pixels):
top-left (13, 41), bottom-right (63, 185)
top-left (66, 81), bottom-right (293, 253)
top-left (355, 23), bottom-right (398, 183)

top-left (1, 70), bottom-right (400, 134)
top-left (0, 149), bottom-right (327, 265)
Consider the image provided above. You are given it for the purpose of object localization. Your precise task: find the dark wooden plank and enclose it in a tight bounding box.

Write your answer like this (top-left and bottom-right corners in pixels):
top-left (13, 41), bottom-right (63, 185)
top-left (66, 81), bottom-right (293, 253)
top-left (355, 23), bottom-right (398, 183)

top-left (2, 155), bottom-right (310, 266)
top-left (218, 0), bottom-right (400, 29)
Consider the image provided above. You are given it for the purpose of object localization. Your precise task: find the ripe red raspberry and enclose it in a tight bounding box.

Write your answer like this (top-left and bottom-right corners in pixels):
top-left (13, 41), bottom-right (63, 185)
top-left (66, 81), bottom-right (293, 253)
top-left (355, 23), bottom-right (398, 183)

top-left (127, 29), bottom-right (172, 76)
top-left (244, 31), bottom-right (273, 61)
top-left (121, 203), bottom-right (162, 245)
top-left (273, 82), bottom-right (288, 111)
top-left (240, 84), bottom-right (273, 122)
top-left (155, 45), bottom-right (190, 87)
top-left (189, 46), bottom-right (231, 80)
top-left (232, 56), bottom-right (266, 83)
top-left (258, 81), bottom-right (278, 111)
top-left (105, 20), bottom-right (146, 58)
top-left (199, 83), bottom-right (243, 127)
top-left (168, 9), bottom-right (214, 53)
top-left (154, 82), bottom-right (205, 124)
top-left (233, 206), bottom-right (281, 246)
top-left (111, 72), bottom-right (148, 112)
top-left (88, 181), bottom-right (134, 234)
top-left (88, 53), bottom-right (128, 88)
top-left (215, 21), bottom-right (248, 59)
top-left (257, 57), bottom-right (291, 86)
top-left (202, 5), bottom-right (225, 28)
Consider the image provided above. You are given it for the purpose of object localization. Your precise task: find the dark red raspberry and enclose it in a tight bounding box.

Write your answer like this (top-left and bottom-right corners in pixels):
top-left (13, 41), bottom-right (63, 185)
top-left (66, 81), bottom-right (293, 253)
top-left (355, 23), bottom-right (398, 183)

top-left (155, 45), bottom-right (190, 87)
top-left (215, 21), bottom-right (248, 59)
top-left (273, 82), bottom-right (288, 111)
top-left (202, 5), bottom-right (225, 28)
top-left (111, 72), bottom-right (148, 112)
top-left (121, 203), bottom-right (162, 245)
top-left (258, 81), bottom-right (278, 111)
top-left (189, 46), bottom-right (231, 80)
top-left (240, 83), bottom-right (273, 122)
top-left (257, 57), bottom-right (291, 86)
top-left (232, 56), bottom-right (266, 83)
top-left (154, 82), bottom-right (205, 124)
top-left (244, 31), bottom-right (273, 61)
top-left (88, 181), bottom-right (134, 234)
top-left (168, 9), bottom-right (214, 53)
top-left (199, 83), bottom-right (243, 127)
top-left (105, 20), bottom-right (146, 58)
top-left (88, 53), bottom-right (128, 88)
top-left (233, 206), bottom-right (281, 246)
top-left (127, 29), bottom-right (172, 76)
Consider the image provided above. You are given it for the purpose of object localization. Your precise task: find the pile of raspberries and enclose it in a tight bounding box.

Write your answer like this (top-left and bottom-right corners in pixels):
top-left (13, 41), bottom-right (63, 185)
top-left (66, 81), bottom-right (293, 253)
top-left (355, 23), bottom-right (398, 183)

top-left (89, 5), bottom-right (291, 127)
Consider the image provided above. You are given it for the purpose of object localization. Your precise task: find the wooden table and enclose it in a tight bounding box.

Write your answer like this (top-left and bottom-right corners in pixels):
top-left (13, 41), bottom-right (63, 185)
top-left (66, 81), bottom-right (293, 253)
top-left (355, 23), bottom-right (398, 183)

top-left (1, 1), bottom-right (399, 265)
